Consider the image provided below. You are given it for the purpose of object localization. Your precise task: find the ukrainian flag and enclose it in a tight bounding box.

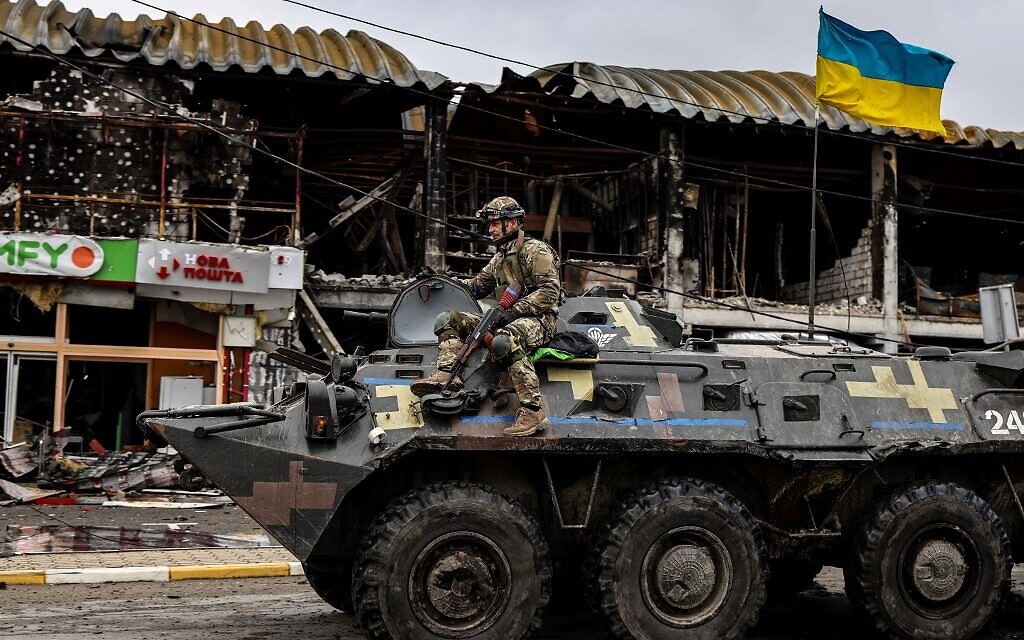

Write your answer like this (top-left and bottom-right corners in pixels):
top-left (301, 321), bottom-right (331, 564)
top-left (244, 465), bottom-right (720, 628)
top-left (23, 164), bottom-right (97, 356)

top-left (816, 10), bottom-right (954, 133)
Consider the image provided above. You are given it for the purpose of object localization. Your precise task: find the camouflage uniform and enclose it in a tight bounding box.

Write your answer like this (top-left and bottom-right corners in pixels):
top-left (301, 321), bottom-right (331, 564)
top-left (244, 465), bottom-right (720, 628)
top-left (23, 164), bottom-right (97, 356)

top-left (435, 229), bottom-right (560, 408)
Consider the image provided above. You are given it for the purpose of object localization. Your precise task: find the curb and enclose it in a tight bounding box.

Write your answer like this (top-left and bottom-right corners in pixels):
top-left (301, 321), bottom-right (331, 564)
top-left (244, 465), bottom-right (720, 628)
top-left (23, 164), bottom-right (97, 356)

top-left (0, 561), bottom-right (304, 585)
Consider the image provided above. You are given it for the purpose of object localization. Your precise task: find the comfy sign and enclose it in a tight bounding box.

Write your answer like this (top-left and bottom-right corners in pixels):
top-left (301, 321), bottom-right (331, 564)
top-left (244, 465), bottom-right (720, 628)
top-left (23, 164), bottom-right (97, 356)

top-left (0, 233), bottom-right (104, 278)
top-left (135, 240), bottom-right (270, 293)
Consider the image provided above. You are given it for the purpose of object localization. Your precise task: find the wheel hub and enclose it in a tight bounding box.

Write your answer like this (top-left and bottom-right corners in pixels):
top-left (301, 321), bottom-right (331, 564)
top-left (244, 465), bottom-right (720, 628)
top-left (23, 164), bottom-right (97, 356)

top-left (409, 532), bottom-right (511, 638)
top-left (911, 539), bottom-right (968, 602)
top-left (425, 550), bottom-right (495, 619)
top-left (640, 526), bottom-right (733, 628)
top-left (655, 544), bottom-right (717, 609)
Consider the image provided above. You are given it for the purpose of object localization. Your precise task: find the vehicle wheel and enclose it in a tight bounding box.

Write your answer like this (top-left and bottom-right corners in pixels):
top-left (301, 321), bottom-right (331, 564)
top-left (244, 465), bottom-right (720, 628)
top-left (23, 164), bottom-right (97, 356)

top-left (850, 482), bottom-right (1011, 640)
top-left (303, 563), bottom-right (352, 612)
top-left (589, 478), bottom-right (767, 640)
top-left (767, 554), bottom-right (823, 600)
top-left (352, 481), bottom-right (551, 640)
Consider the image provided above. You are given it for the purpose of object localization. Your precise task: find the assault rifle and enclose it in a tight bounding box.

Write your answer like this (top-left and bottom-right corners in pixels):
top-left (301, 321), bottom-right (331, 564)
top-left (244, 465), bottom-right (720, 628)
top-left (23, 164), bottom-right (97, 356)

top-left (422, 283), bottom-right (521, 414)
top-left (440, 305), bottom-right (504, 396)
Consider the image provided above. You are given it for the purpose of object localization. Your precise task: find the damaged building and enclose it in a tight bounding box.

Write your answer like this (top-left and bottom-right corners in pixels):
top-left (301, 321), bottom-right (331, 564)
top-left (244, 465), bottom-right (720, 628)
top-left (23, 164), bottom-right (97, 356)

top-left (0, 0), bottom-right (446, 449)
top-left (309, 62), bottom-right (1024, 354)
top-left (446, 65), bottom-right (1024, 351)
top-left (0, 0), bottom-right (1022, 453)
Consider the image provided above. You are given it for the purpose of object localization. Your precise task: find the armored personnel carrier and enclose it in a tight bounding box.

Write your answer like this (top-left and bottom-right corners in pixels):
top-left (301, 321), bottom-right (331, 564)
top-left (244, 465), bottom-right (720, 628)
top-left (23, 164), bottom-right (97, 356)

top-left (140, 275), bottom-right (1024, 640)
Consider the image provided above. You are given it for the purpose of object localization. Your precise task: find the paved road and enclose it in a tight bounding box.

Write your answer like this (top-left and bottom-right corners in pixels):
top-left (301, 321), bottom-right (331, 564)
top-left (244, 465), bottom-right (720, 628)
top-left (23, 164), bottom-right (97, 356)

top-left (3, 567), bottom-right (1024, 640)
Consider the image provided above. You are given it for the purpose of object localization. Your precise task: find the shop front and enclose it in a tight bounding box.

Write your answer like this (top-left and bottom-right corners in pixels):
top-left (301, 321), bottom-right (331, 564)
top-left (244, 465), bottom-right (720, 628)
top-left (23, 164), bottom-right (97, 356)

top-left (0, 233), bottom-right (302, 451)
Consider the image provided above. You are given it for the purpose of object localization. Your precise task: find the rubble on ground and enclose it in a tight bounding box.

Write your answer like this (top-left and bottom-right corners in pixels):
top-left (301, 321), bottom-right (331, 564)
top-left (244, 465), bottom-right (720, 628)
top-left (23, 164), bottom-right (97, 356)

top-left (683, 294), bottom-right (885, 314)
top-left (306, 270), bottom-right (413, 290)
top-left (0, 442), bottom-right (183, 502)
top-left (0, 444), bottom-right (35, 479)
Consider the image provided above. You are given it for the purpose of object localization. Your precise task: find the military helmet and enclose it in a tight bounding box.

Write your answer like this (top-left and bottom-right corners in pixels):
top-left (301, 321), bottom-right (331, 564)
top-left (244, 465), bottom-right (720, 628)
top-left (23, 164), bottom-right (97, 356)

top-left (477, 196), bottom-right (526, 221)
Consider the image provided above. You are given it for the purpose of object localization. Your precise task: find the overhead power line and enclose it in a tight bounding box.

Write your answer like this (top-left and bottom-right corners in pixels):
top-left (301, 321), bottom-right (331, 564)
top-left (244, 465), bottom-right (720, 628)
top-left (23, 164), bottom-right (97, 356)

top-left (54, 2), bottom-right (1012, 226)
top-left (278, 0), bottom-right (1024, 169)
top-left (0, 28), bottom-right (976, 347)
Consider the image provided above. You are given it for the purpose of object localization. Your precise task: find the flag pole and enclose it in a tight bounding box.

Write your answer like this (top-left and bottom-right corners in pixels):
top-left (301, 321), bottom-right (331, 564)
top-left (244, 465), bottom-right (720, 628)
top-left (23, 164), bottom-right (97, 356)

top-left (807, 104), bottom-right (820, 339)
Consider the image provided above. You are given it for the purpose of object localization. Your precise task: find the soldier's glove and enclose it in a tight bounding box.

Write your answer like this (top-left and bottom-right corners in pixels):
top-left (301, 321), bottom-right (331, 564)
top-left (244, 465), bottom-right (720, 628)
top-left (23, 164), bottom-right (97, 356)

top-left (493, 309), bottom-right (517, 329)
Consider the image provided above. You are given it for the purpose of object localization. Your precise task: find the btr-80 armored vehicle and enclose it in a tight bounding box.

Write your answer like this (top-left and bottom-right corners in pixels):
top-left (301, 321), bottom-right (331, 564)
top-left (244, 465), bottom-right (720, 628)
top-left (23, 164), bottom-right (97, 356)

top-left (140, 275), bottom-right (1024, 640)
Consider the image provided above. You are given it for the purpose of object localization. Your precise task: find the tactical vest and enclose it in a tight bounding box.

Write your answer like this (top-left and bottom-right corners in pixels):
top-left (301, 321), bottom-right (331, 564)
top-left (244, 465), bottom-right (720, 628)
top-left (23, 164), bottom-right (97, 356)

top-left (493, 233), bottom-right (559, 314)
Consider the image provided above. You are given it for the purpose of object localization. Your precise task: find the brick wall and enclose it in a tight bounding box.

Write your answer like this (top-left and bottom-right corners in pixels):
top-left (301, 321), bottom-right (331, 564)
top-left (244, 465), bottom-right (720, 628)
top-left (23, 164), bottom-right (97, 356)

top-left (781, 221), bottom-right (874, 304)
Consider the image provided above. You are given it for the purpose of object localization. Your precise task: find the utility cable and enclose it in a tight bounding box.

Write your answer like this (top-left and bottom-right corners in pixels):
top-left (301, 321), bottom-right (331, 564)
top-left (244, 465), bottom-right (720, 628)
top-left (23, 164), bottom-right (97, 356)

top-left (0, 29), bottom-right (959, 347)
top-left (90, 2), bottom-right (1024, 226)
top-left (278, 0), bottom-right (1024, 169)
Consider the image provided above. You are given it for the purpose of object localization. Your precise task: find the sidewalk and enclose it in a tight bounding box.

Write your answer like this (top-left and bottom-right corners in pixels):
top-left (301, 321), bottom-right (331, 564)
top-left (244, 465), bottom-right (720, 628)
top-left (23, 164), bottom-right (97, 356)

top-left (0, 546), bottom-right (303, 585)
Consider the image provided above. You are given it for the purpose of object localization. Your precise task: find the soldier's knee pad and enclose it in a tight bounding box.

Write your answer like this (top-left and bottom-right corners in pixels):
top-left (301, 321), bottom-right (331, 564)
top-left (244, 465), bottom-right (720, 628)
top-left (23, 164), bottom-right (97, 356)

top-left (433, 311), bottom-right (453, 336)
top-left (491, 333), bottom-right (513, 361)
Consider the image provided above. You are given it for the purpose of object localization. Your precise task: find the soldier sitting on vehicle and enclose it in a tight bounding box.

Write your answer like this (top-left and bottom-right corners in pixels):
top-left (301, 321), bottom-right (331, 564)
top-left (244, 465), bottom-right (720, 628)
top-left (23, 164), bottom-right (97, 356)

top-left (411, 196), bottom-right (561, 437)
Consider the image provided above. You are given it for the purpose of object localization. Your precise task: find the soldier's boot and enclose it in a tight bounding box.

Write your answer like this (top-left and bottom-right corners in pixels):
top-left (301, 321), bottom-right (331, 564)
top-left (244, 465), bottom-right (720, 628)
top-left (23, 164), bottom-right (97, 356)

top-left (410, 370), bottom-right (463, 397)
top-left (412, 337), bottom-right (464, 397)
top-left (503, 405), bottom-right (548, 437)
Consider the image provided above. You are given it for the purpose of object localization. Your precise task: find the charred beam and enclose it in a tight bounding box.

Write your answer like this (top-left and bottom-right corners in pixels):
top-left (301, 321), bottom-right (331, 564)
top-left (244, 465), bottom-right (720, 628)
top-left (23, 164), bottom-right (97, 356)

top-left (871, 144), bottom-right (899, 353)
top-left (297, 288), bottom-right (344, 357)
top-left (421, 98), bottom-right (447, 271)
top-left (661, 124), bottom-right (686, 320)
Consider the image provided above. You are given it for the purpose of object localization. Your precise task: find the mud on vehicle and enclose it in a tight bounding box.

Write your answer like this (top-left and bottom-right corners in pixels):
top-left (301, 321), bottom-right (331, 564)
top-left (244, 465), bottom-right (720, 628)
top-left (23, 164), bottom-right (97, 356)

top-left (140, 275), bottom-right (1024, 640)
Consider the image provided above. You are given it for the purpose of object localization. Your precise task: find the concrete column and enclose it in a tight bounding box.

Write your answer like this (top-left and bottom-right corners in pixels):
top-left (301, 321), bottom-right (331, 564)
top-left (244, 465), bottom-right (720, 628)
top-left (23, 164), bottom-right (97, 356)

top-left (422, 99), bottom-right (448, 271)
top-left (871, 144), bottom-right (899, 353)
top-left (661, 125), bottom-right (686, 320)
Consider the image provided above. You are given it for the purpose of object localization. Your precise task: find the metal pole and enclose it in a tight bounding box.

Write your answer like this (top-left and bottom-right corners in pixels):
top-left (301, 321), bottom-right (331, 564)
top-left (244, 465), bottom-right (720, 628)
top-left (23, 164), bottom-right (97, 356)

top-left (294, 134), bottom-right (304, 246)
top-left (807, 105), bottom-right (820, 339)
top-left (158, 128), bottom-right (168, 237)
top-left (14, 115), bottom-right (25, 231)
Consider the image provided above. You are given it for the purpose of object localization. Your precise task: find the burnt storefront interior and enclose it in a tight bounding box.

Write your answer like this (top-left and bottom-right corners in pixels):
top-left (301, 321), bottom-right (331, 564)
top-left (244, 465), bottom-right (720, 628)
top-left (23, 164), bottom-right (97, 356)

top-left (0, 0), bottom-right (1022, 452)
top-left (0, 0), bottom-right (445, 449)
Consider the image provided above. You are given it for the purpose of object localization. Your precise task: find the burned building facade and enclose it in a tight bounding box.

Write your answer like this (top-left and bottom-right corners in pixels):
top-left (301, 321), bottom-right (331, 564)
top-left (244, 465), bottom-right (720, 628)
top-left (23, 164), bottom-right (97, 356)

top-left (0, 0), bottom-right (446, 448)
top-left (441, 64), bottom-right (1024, 351)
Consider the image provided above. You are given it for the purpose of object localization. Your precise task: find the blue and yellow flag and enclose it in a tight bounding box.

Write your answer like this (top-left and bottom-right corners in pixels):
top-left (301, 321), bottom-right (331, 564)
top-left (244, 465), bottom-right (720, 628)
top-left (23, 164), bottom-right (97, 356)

top-left (816, 10), bottom-right (954, 133)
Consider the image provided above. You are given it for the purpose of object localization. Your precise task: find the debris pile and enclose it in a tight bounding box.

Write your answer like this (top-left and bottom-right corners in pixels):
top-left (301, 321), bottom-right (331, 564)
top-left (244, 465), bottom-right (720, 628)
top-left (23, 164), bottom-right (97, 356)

top-left (40, 451), bottom-right (179, 495)
top-left (0, 444), bottom-right (35, 480)
top-left (683, 294), bottom-right (884, 315)
top-left (306, 270), bottom-right (413, 290)
top-left (0, 443), bottom-right (184, 505)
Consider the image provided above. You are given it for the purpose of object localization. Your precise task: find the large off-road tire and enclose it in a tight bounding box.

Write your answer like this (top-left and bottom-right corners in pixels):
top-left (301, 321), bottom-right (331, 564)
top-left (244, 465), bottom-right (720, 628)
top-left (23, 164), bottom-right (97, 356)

top-left (352, 481), bottom-right (551, 640)
top-left (767, 554), bottom-right (823, 600)
top-left (303, 563), bottom-right (352, 612)
top-left (589, 478), bottom-right (768, 640)
top-left (850, 482), bottom-right (1012, 640)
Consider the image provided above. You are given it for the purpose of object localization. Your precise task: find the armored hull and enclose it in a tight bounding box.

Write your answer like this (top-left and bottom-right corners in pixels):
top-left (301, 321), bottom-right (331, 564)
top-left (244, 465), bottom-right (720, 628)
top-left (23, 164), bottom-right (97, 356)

top-left (142, 276), bottom-right (1024, 640)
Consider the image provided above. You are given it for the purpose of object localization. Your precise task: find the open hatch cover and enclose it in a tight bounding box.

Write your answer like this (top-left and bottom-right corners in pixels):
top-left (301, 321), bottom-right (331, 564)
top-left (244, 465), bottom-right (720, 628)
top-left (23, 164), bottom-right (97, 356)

top-left (388, 275), bottom-right (482, 347)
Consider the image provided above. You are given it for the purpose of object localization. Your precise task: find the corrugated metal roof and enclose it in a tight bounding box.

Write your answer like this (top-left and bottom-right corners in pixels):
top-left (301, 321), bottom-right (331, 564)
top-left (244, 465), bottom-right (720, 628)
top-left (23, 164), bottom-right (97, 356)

top-left (525, 62), bottom-right (1024, 150)
top-left (0, 0), bottom-right (447, 89)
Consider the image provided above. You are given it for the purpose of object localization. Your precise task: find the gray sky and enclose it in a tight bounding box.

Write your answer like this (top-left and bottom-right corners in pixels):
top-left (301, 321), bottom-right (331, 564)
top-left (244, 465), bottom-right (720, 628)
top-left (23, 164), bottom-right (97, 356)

top-left (58, 0), bottom-right (1024, 131)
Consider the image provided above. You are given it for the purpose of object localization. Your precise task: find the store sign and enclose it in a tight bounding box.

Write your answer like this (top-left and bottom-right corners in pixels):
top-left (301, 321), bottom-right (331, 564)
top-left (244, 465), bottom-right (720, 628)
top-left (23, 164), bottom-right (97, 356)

top-left (269, 246), bottom-right (304, 290)
top-left (89, 238), bottom-right (138, 282)
top-left (0, 233), bottom-right (104, 278)
top-left (135, 240), bottom-right (270, 293)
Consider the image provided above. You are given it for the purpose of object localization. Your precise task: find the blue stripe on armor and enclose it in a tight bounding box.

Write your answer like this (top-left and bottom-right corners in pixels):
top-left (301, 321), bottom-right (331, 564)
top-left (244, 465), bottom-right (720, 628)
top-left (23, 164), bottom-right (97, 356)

top-left (460, 415), bottom-right (516, 423)
top-left (457, 415), bottom-right (747, 427)
top-left (870, 421), bottom-right (964, 430)
top-left (362, 377), bottom-right (413, 385)
top-left (549, 417), bottom-right (748, 427)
